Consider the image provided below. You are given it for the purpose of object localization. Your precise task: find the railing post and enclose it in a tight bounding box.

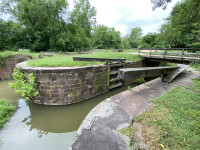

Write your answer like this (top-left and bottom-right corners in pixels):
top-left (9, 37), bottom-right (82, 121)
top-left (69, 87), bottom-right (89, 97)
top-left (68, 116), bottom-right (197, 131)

top-left (138, 48), bottom-right (141, 56)
top-left (163, 49), bottom-right (166, 58)
top-left (181, 49), bottom-right (184, 60)
top-left (150, 48), bottom-right (152, 58)
top-left (107, 62), bottom-right (110, 89)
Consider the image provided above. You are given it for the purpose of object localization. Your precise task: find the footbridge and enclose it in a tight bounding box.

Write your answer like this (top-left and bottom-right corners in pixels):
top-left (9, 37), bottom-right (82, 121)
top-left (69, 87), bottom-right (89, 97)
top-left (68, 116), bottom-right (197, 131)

top-left (139, 48), bottom-right (200, 64)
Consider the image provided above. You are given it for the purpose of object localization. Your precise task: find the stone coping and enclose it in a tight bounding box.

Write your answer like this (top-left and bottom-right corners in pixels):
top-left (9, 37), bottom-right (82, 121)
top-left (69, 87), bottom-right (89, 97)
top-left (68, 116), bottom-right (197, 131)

top-left (16, 61), bottom-right (107, 73)
top-left (16, 61), bottom-right (140, 73)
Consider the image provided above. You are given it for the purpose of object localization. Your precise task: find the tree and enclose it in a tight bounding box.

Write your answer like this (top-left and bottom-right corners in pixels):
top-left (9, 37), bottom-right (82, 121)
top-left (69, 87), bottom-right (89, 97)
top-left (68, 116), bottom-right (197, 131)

top-left (158, 0), bottom-right (200, 48)
top-left (128, 27), bottom-right (142, 48)
top-left (141, 33), bottom-right (158, 48)
top-left (121, 34), bottom-right (130, 49)
top-left (92, 25), bottom-right (122, 49)
top-left (0, 19), bottom-right (30, 51)
top-left (66, 0), bottom-right (96, 49)
top-left (151, 0), bottom-right (172, 10)
top-left (1, 0), bottom-right (68, 51)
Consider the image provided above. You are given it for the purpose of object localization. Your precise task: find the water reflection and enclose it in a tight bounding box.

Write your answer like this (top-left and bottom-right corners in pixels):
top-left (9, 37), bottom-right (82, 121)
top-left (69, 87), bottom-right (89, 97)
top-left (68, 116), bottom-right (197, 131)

top-left (0, 80), bottom-right (139, 150)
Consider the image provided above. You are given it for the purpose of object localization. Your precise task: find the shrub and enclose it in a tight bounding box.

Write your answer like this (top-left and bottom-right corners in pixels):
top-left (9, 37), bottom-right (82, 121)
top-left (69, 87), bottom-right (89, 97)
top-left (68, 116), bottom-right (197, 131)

top-left (9, 68), bottom-right (39, 100)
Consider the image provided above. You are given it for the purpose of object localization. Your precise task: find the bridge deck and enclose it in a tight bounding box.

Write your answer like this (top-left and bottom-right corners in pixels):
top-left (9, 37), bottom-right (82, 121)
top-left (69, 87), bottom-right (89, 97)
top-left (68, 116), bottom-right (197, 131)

top-left (138, 48), bottom-right (200, 63)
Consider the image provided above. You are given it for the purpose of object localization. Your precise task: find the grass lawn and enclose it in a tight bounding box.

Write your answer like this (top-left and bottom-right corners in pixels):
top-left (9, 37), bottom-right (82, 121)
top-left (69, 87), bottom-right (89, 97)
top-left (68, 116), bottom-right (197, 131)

top-left (0, 99), bottom-right (15, 130)
top-left (135, 78), bottom-right (200, 150)
top-left (27, 51), bottom-right (141, 67)
top-left (191, 62), bottom-right (200, 71)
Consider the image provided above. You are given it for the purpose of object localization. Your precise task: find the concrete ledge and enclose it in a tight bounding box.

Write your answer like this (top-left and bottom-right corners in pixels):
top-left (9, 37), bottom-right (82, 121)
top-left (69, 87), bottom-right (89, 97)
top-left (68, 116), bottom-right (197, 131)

top-left (70, 70), bottom-right (199, 150)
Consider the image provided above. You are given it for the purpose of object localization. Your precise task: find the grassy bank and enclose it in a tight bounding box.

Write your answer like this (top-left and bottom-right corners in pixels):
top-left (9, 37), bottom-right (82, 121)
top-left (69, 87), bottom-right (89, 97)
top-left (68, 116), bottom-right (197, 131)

top-left (0, 51), bottom-right (40, 67)
top-left (27, 51), bottom-right (141, 67)
top-left (0, 99), bottom-right (15, 130)
top-left (0, 51), bottom-right (40, 58)
top-left (135, 78), bottom-right (200, 150)
top-left (191, 62), bottom-right (200, 71)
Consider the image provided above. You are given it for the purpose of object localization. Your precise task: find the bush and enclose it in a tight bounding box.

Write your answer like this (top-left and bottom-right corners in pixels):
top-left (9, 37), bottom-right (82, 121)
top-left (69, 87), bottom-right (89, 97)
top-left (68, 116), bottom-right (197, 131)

top-left (9, 68), bottom-right (39, 100)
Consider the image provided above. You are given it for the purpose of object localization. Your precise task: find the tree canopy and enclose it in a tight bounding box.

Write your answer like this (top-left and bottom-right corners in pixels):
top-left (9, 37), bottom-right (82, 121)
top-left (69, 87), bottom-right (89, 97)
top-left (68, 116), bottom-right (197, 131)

top-left (0, 0), bottom-right (199, 51)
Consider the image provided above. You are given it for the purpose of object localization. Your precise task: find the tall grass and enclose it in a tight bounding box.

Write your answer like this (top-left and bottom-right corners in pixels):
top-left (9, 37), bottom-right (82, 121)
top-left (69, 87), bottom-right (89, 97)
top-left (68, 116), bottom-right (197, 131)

top-left (0, 99), bottom-right (15, 130)
top-left (136, 83), bottom-right (200, 150)
top-left (27, 51), bottom-right (141, 67)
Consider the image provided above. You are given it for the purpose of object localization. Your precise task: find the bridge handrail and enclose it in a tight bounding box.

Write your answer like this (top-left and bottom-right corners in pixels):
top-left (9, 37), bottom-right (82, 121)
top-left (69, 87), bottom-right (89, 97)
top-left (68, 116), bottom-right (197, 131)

top-left (138, 48), bottom-right (200, 60)
top-left (139, 48), bottom-right (200, 51)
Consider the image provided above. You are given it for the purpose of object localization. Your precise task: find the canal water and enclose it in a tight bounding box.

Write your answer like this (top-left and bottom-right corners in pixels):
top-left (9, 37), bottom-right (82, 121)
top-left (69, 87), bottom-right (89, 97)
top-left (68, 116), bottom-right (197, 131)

top-left (0, 80), bottom-right (138, 150)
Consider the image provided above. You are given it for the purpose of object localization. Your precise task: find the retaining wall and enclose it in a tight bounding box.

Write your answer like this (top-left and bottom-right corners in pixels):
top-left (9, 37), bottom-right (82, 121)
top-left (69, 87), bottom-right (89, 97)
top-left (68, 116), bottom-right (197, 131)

top-left (18, 61), bottom-right (143, 105)
top-left (0, 54), bottom-right (32, 80)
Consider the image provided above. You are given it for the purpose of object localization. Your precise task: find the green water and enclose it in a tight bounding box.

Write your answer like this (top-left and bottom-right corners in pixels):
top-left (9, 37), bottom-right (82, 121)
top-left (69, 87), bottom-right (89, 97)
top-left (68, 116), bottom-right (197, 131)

top-left (0, 80), bottom-right (138, 150)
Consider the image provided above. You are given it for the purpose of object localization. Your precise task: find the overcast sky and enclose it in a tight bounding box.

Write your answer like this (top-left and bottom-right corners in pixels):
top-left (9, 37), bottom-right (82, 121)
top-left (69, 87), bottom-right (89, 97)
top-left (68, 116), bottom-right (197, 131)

top-left (88, 0), bottom-right (180, 36)
top-left (1, 0), bottom-right (180, 36)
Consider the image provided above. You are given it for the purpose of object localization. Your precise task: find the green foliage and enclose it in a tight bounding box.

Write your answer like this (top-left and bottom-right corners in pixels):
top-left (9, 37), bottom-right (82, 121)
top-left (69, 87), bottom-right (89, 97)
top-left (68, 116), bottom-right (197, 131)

top-left (27, 51), bottom-right (141, 67)
top-left (133, 78), bottom-right (146, 84)
top-left (151, 0), bottom-right (172, 10)
top-left (72, 88), bottom-right (77, 103)
top-left (119, 126), bottom-right (134, 148)
top-left (0, 99), bottom-right (15, 129)
top-left (92, 25), bottom-right (122, 49)
top-left (0, 19), bottom-right (31, 51)
top-left (0, 51), bottom-right (12, 67)
top-left (1, 0), bottom-right (68, 51)
top-left (157, 0), bottom-right (200, 48)
top-left (191, 62), bottom-right (200, 71)
top-left (9, 68), bottom-right (38, 100)
top-left (66, 0), bottom-right (96, 49)
top-left (127, 86), bottom-right (132, 91)
top-left (128, 27), bottom-right (143, 48)
top-left (0, 0), bottom-right (97, 51)
top-left (136, 86), bottom-right (200, 149)
top-left (192, 77), bottom-right (200, 91)
top-left (0, 51), bottom-right (40, 67)
top-left (141, 33), bottom-right (158, 48)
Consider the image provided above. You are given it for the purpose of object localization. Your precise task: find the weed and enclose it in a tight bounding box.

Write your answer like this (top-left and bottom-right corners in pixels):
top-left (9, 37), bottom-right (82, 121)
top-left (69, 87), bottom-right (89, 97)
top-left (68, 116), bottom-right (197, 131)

top-left (136, 85), bottom-right (200, 150)
top-left (9, 68), bottom-right (39, 101)
top-left (27, 51), bottom-right (141, 67)
top-left (133, 78), bottom-right (146, 84)
top-left (0, 99), bottom-right (15, 130)
top-left (119, 126), bottom-right (134, 148)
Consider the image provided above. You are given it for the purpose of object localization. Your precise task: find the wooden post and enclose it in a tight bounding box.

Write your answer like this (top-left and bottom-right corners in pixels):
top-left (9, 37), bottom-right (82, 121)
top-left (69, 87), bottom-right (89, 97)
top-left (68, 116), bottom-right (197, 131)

top-left (163, 49), bottom-right (167, 58)
top-left (181, 49), bottom-right (184, 60)
top-left (107, 62), bottom-right (110, 89)
top-left (138, 48), bottom-right (141, 56)
top-left (150, 49), bottom-right (152, 58)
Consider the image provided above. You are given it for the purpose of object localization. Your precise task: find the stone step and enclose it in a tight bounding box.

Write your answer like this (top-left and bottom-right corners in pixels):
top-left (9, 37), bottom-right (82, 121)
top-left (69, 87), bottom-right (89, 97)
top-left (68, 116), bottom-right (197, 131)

top-left (109, 64), bottom-right (124, 68)
top-left (110, 71), bottom-right (119, 75)
top-left (110, 78), bottom-right (121, 83)
top-left (109, 83), bottom-right (123, 90)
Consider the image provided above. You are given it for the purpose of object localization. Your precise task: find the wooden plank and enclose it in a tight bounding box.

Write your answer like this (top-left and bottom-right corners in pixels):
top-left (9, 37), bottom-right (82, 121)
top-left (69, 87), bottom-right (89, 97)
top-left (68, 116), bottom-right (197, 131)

top-left (73, 57), bottom-right (126, 63)
top-left (109, 83), bottom-right (123, 90)
top-left (162, 64), bottom-right (190, 82)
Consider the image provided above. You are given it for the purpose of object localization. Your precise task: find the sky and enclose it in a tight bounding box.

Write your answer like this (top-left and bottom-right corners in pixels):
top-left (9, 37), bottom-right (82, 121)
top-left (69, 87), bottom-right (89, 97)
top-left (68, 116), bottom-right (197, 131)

top-left (1, 0), bottom-right (180, 36)
top-left (88, 0), bottom-right (180, 36)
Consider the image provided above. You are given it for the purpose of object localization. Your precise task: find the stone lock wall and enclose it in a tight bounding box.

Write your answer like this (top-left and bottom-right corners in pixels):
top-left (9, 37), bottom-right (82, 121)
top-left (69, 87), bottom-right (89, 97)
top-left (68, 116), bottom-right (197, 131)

top-left (18, 61), bottom-right (143, 105)
top-left (0, 54), bottom-right (32, 80)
